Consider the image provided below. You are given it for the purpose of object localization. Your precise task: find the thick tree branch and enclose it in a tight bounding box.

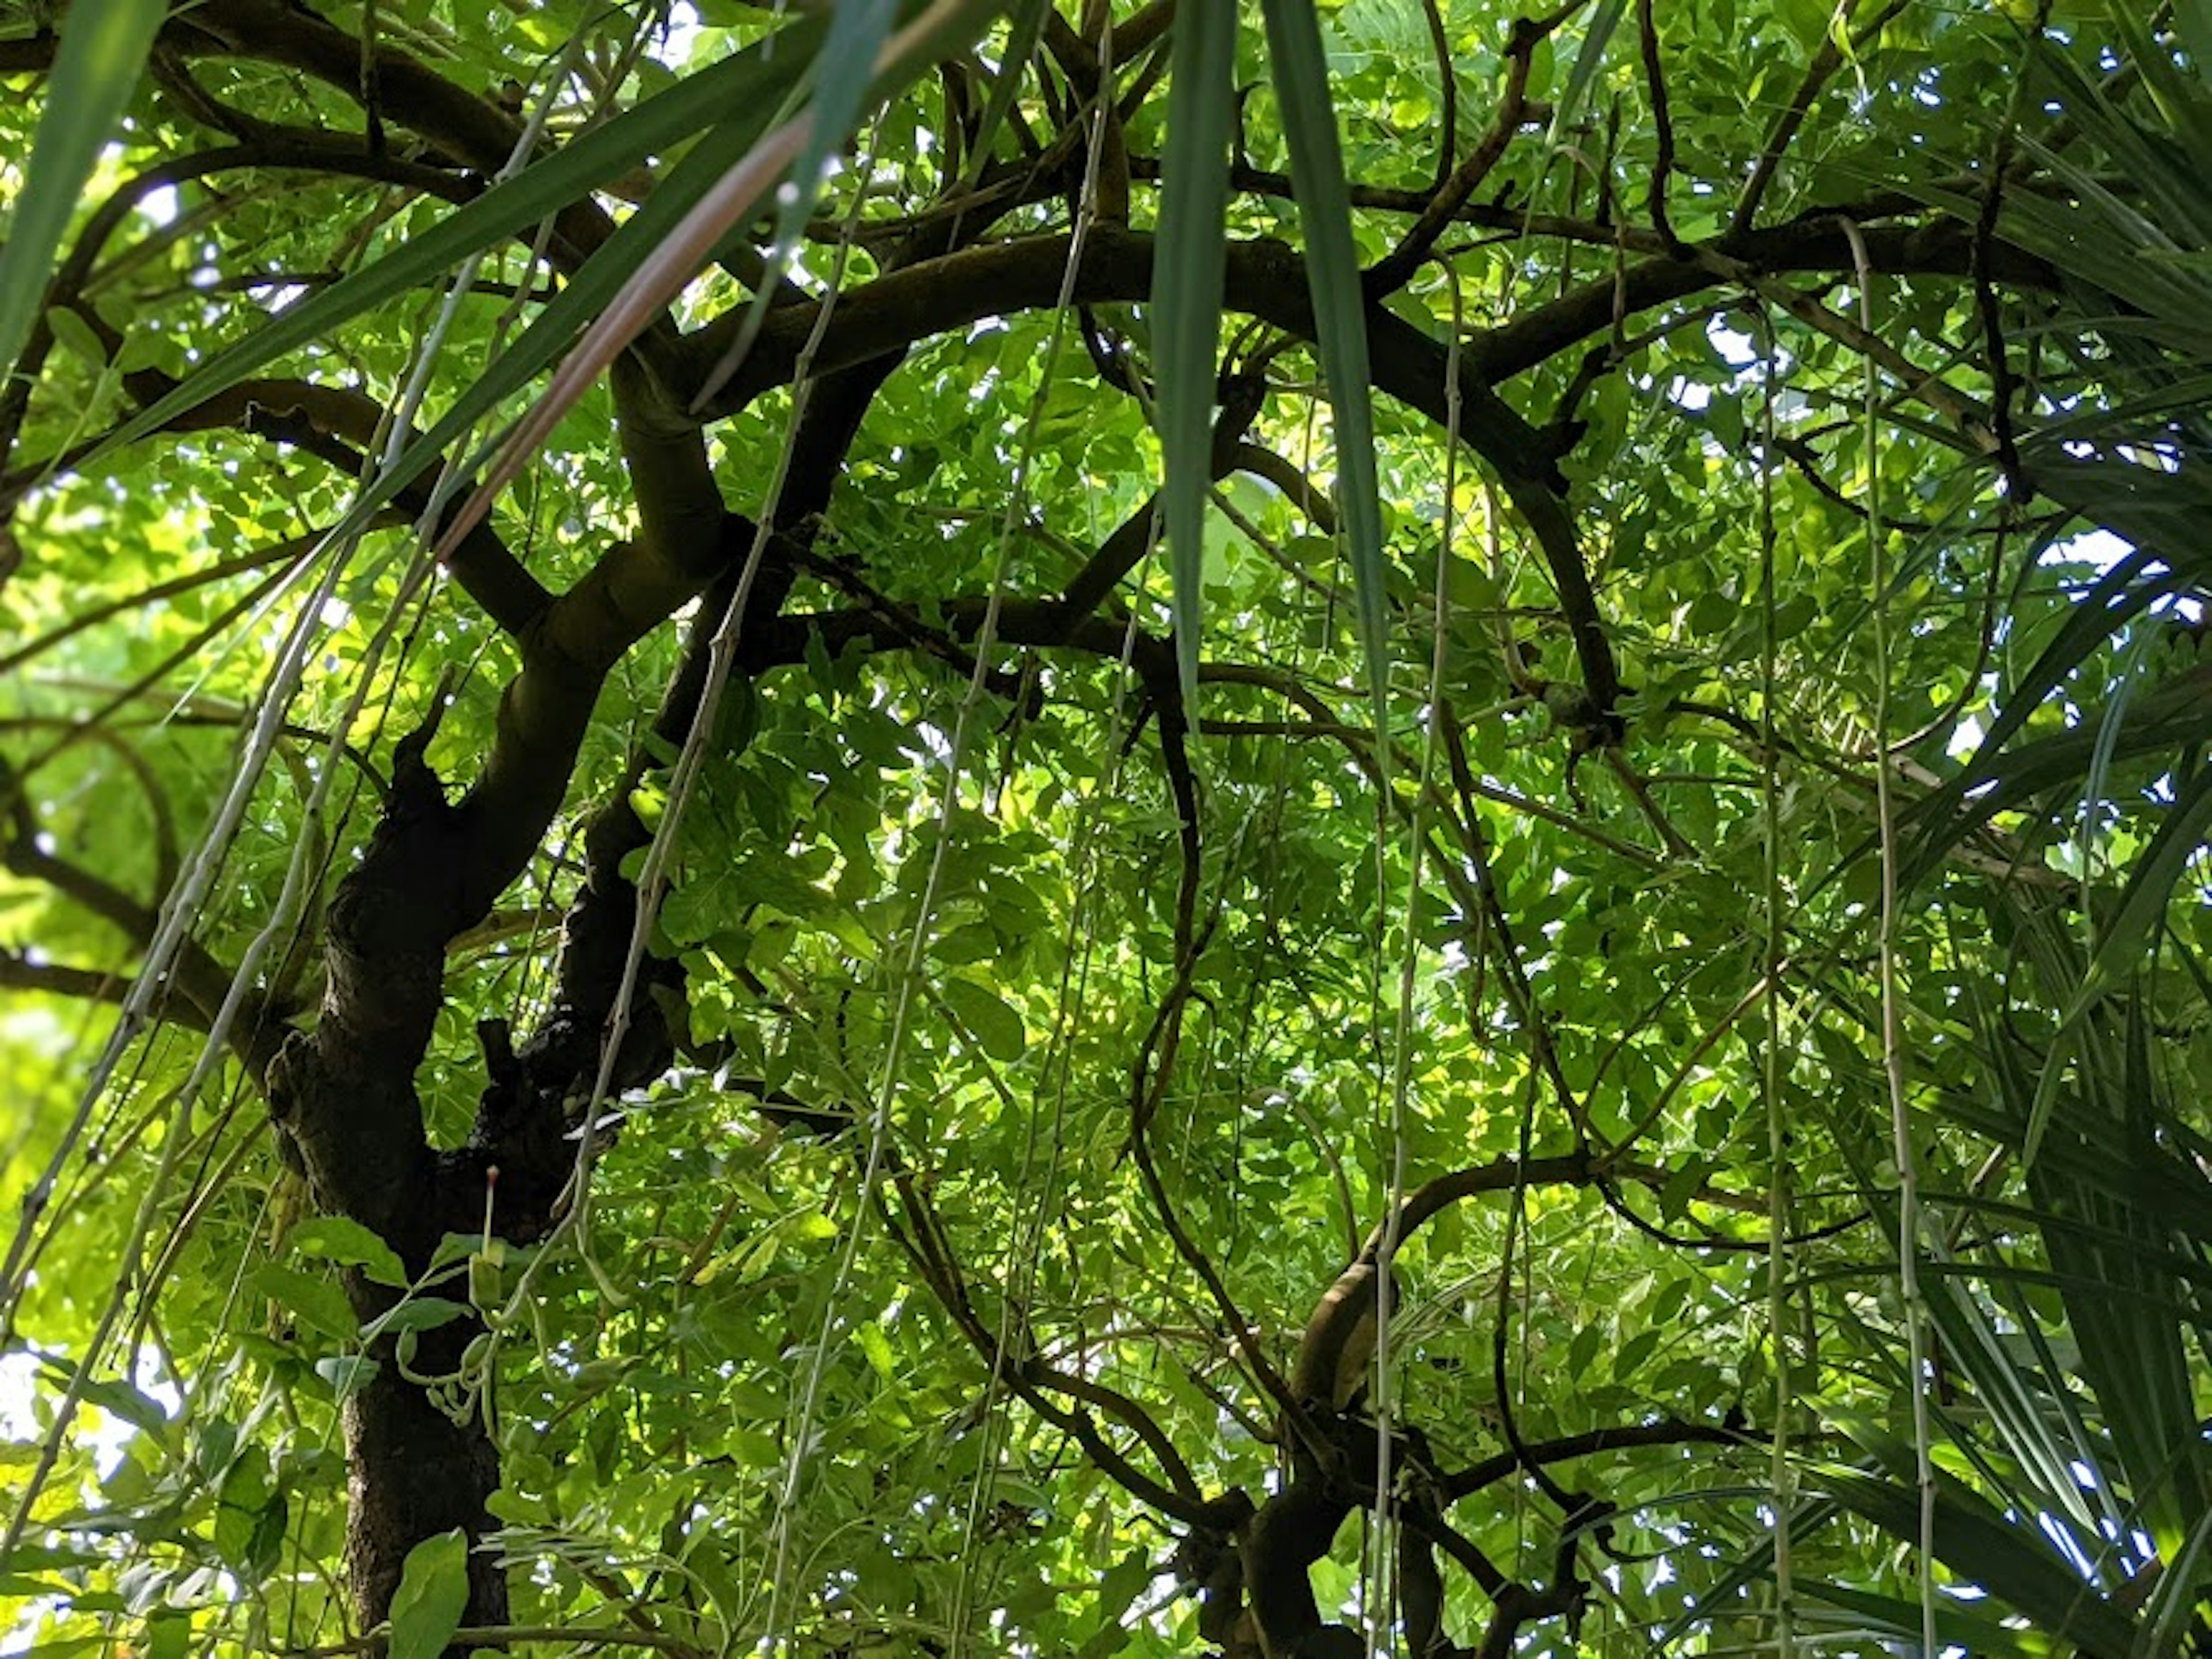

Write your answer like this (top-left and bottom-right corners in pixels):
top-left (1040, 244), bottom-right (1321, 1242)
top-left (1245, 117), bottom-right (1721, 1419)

top-left (1474, 215), bottom-right (2056, 383)
top-left (681, 215), bottom-right (2050, 719)
top-left (1440, 1419), bottom-right (1751, 1504)
top-left (685, 228), bottom-right (1620, 708)
top-left (0, 952), bottom-right (134, 1011)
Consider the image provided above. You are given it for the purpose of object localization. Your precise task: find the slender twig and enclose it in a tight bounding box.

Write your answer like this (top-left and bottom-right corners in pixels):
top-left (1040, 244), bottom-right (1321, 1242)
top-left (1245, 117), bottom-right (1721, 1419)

top-left (1635, 0), bottom-right (1683, 253)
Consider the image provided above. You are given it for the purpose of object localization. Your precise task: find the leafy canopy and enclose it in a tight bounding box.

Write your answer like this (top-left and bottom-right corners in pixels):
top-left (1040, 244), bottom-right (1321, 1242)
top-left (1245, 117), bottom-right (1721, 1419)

top-left (1, 2), bottom-right (2208, 1658)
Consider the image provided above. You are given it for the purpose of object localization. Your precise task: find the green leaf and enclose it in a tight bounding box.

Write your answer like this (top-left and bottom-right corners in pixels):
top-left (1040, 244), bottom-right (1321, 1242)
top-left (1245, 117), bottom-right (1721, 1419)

top-left (0, 0), bottom-right (164, 377)
top-left (1078, 1548), bottom-right (1153, 1658)
top-left (288, 1215), bottom-right (410, 1287)
top-left (44, 305), bottom-right (110, 370)
top-left (0, 1574), bottom-right (73, 1597)
top-left (856, 1320), bottom-right (895, 1382)
top-left (2179, 0), bottom-right (2212, 89)
top-left (388, 1529), bottom-right (471, 1659)
top-left (1260, 0), bottom-right (1392, 736)
top-left (784, 0), bottom-right (894, 252)
top-left (313, 1356), bottom-right (381, 1402)
top-left (1566, 1320), bottom-right (1603, 1380)
top-left (247, 1264), bottom-right (361, 1344)
top-left (1657, 1158), bottom-right (1708, 1223)
top-left (368, 1297), bottom-right (472, 1337)
top-left (213, 1445), bottom-right (285, 1575)
top-left (2137, 1499), bottom-right (2212, 1659)
top-left (1151, 1), bottom-right (1238, 711)
top-left (1552, 0), bottom-right (1627, 141)
top-left (1613, 1325), bottom-right (1661, 1377)
top-left (941, 977), bottom-right (1027, 1060)
top-left (1797, 1578), bottom-right (2050, 1658)
top-left (70, 1371), bottom-right (169, 1439)
top-left (706, 0), bottom-right (888, 399)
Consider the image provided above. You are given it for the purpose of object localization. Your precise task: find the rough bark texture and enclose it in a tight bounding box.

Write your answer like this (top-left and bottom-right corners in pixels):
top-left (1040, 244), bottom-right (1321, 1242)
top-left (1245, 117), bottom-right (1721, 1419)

top-left (264, 765), bottom-right (525, 1635)
top-left (344, 1323), bottom-right (509, 1633)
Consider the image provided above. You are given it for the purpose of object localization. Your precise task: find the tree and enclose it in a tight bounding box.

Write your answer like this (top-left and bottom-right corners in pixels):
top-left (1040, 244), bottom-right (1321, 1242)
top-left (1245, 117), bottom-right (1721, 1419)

top-left (2, 0), bottom-right (2207, 1655)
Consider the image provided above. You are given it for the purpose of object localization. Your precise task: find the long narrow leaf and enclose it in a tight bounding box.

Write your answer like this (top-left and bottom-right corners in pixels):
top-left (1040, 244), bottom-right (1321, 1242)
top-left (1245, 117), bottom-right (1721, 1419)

top-left (963, 0), bottom-right (1055, 188)
top-left (1903, 543), bottom-right (2170, 884)
top-left (1800, 1580), bottom-right (2057, 1659)
top-left (2066, 759), bottom-right (2212, 1016)
top-left (786, 0), bottom-right (898, 245)
top-left (1260, 0), bottom-right (1391, 732)
top-left (0, 0), bottom-right (165, 377)
top-left (1548, 0), bottom-right (1627, 144)
top-left (2137, 1502), bottom-right (2212, 1659)
top-left (1150, 4), bottom-right (1238, 711)
top-left (1819, 1452), bottom-right (2142, 1658)
top-left (442, 0), bottom-right (1006, 559)
top-left (694, 0), bottom-right (898, 399)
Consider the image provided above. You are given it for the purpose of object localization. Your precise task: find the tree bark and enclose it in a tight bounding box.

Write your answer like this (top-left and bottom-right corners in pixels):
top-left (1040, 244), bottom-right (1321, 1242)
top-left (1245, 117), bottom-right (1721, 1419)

top-left (344, 1321), bottom-right (507, 1638)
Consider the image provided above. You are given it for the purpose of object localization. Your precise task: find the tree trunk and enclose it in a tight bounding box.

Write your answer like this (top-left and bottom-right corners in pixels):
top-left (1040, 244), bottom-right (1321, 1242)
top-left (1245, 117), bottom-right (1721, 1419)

top-left (345, 1325), bottom-right (507, 1637)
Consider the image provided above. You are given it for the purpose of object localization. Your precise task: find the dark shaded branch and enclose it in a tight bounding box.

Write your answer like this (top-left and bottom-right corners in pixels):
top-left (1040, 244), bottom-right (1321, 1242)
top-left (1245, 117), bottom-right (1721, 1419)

top-left (1419, 0), bottom-right (1457, 192)
top-left (1732, 0), bottom-right (1911, 232)
top-left (0, 141), bottom-right (482, 476)
top-left (1474, 215), bottom-right (2056, 384)
top-left (1059, 373), bottom-right (1264, 619)
top-left (0, 952), bottom-right (135, 1011)
top-left (0, 772), bottom-right (287, 1073)
top-left (878, 1165), bottom-right (1213, 1524)
top-left (1635, 0), bottom-right (1684, 253)
top-left (169, 0), bottom-right (615, 262)
top-left (0, 29), bottom-right (58, 74)
top-left (1230, 443), bottom-right (1337, 535)
top-left (5, 366), bottom-right (550, 636)
top-left (685, 218), bottom-right (2046, 714)
top-left (687, 226), bottom-right (1619, 711)
top-left (1440, 1419), bottom-right (1751, 1505)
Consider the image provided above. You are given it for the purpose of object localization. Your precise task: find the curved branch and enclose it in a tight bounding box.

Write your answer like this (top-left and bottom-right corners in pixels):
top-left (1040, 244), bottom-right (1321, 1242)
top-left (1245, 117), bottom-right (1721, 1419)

top-left (682, 217), bottom-right (2051, 718)
top-left (689, 227), bottom-right (1620, 710)
top-left (0, 141), bottom-right (481, 474)
top-left (1439, 1418), bottom-right (1752, 1505)
top-left (877, 1168), bottom-right (1212, 1524)
top-left (1474, 215), bottom-right (2056, 384)
top-left (1229, 442), bottom-right (1337, 536)
top-left (169, 0), bottom-right (619, 265)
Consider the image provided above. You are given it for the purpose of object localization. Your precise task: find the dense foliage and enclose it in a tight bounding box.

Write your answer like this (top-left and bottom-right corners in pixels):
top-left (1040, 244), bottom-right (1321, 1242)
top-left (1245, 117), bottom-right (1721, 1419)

top-left (1, 2), bottom-right (2208, 1656)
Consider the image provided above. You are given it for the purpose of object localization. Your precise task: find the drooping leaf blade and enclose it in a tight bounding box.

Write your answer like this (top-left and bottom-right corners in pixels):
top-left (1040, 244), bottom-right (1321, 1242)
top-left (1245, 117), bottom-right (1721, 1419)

top-left (1150, 2), bottom-right (1238, 713)
top-left (0, 0), bottom-right (166, 379)
top-left (1260, 0), bottom-right (1391, 732)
